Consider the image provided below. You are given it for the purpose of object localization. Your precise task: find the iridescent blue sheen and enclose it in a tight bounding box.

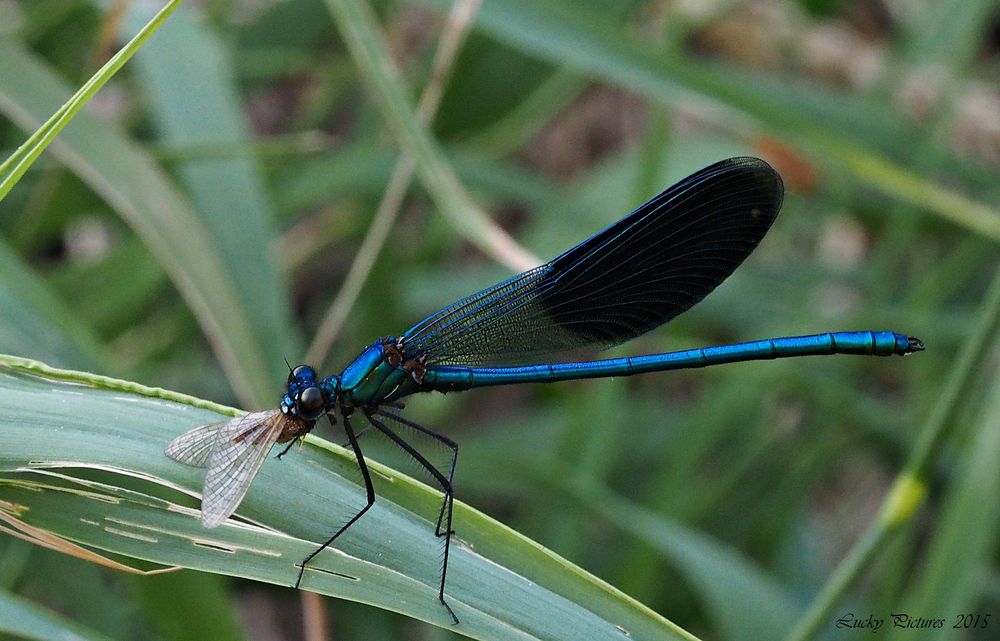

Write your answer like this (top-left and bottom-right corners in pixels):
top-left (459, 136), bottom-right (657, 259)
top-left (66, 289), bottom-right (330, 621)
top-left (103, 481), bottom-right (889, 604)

top-left (168, 157), bottom-right (922, 625)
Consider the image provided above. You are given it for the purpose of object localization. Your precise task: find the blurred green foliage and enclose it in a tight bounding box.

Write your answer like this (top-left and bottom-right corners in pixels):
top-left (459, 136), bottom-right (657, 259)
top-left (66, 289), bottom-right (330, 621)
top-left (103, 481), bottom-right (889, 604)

top-left (1, 0), bottom-right (999, 639)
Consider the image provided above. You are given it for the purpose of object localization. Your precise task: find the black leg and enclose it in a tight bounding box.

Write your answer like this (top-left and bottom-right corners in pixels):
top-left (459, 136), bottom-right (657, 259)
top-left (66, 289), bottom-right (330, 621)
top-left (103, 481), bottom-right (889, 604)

top-left (377, 410), bottom-right (458, 537)
top-left (338, 422), bottom-right (372, 447)
top-left (275, 437), bottom-right (298, 459)
top-left (367, 412), bottom-right (459, 625)
top-left (293, 413), bottom-right (375, 590)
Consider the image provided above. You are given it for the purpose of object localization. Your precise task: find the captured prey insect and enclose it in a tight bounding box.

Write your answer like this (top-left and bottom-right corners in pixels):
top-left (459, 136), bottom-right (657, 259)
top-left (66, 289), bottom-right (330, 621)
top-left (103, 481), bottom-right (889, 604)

top-left (165, 157), bottom-right (923, 624)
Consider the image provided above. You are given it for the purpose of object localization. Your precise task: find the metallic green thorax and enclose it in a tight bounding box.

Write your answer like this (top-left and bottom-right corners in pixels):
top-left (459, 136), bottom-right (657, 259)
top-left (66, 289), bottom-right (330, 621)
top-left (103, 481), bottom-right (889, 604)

top-left (338, 338), bottom-right (422, 408)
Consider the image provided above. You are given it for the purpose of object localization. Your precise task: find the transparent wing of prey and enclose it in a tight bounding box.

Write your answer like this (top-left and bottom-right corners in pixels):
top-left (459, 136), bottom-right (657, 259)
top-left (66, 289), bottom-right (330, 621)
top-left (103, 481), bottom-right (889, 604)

top-left (165, 410), bottom-right (287, 528)
top-left (401, 157), bottom-right (783, 366)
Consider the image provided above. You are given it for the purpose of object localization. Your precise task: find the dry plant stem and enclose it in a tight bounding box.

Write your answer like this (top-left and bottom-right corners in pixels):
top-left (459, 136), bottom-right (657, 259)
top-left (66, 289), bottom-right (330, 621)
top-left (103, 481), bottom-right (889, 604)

top-left (306, 0), bottom-right (483, 366)
top-left (327, 0), bottom-right (539, 294)
top-left (302, 591), bottom-right (329, 641)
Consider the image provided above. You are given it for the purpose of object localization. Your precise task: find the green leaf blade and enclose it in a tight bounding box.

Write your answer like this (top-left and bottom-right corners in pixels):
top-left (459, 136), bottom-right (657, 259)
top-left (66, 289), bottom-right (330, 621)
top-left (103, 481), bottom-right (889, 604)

top-left (0, 355), bottom-right (697, 641)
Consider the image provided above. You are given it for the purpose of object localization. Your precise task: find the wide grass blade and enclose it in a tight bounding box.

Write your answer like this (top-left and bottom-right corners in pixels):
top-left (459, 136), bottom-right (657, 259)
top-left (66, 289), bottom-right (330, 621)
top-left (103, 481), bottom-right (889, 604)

top-left (0, 38), bottom-right (278, 406)
top-left (0, 241), bottom-right (105, 370)
top-left (124, 4), bottom-right (300, 394)
top-left (0, 589), bottom-right (113, 641)
top-left (0, 355), bottom-right (696, 641)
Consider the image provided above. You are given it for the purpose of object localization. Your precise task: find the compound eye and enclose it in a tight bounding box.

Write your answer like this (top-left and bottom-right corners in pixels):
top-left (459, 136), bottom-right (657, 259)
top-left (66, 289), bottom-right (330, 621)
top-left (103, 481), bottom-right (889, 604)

top-left (291, 364), bottom-right (315, 381)
top-left (297, 386), bottom-right (325, 420)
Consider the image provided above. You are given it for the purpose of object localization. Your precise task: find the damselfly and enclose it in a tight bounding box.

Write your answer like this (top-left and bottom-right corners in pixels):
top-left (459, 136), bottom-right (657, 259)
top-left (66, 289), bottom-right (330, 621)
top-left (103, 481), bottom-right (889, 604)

top-left (166, 157), bottom-right (922, 624)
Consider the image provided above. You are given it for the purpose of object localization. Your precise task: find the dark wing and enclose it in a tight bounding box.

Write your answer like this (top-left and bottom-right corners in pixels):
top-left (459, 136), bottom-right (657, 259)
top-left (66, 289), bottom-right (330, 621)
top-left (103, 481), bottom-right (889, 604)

top-left (401, 157), bottom-right (782, 366)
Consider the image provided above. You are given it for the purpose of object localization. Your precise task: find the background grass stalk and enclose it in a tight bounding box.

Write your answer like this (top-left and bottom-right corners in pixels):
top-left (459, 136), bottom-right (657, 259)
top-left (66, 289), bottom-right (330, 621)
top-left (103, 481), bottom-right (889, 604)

top-left (785, 266), bottom-right (1000, 641)
top-left (323, 0), bottom-right (538, 273)
top-left (307, 0), bottom-right (483, 366)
